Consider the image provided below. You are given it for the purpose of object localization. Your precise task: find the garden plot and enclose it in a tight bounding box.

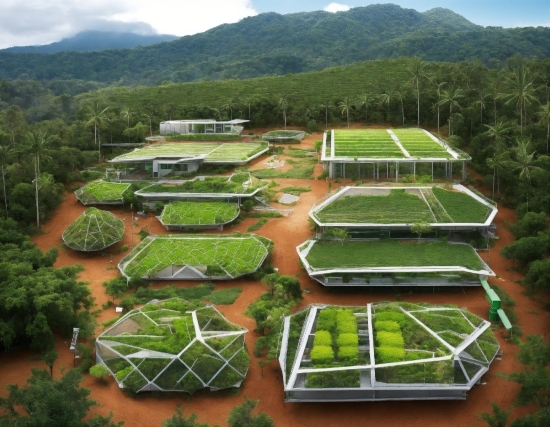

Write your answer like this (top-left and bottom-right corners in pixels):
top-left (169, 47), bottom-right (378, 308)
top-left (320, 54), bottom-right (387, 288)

top-left (279, 302), bottom-right (500, 401)
top-left (96, 298), bottom-right (249, 394)
top-left (159, 201), bottom-right (239, 229)
top-left (262, 130), bottom-right (305, 142)
top-left (432, 187), bottom-right (491, 223)
top-left (62, 208), bottom-right (125, 251)
top-left (333, 129), bottom-right (403, 158)
top-left (391, 129), bottom-right (452, 159)
top-left (75, 180), bottom-right (131, 205)
top-left (119, 234), bottom-right (271, 280)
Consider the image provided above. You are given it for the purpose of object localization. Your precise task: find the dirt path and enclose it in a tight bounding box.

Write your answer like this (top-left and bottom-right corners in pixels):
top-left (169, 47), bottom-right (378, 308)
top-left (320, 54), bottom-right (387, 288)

top-left (0, 129), bottom-right (548, 427)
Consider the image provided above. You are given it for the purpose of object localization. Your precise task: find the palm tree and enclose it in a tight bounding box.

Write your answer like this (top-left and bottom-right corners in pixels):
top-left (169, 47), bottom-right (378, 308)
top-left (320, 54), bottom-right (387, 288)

top-left (23, 130), bottom-right (55, 228)
top-left (241, 96), bottom-right (257, 124)
top-left (433, 81), bottom-right (447, 133)
top-left (141, 112), bottom-right (154, 137)
top-left (486, 152), bottom-right (509, 199)
top-left (377, 91), bottom-right (391, 122)
top-left (473, 90), bottom-right (489, 126)
top-left (484, 121), bottom-right (513, 155)
top-left (277, 95), bottom-right (289, 129)
top-left (512, 139), bottom-right (541, 212)
top-left (407, 56), bottom-right (427, 127)
top-left (355, 93), bottom-right (373, 124)
top-left (536, 103), bottom-right (550, 154)
top-left (319, 100), bottom-right (332, 128)
top-left (0, 142), bottom-right (12, 218)
top-left (501, 61), bottom-right (537, 136)
top-left (85, 103), bottom-right (110, 162)
top-left (338, 97), bottom-right (353, 128)
top-left (221, 99), bottom-right (237, 121)
top-left (391, 88), bottom-right (406, 127)
top-left (122, 108), bottom-right (133, 142)
top-left (439, 88), bottom-right (464, 135)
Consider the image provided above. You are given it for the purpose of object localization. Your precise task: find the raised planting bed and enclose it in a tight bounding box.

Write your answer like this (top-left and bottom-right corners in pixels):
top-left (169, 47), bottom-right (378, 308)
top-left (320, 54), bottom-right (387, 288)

top-left (96, 298), bottom-right (249, 394)
top-left (310, 185), bottom-right (496, 227)
top-left (75, 180), bottom-right (131, 205)
top-left (119, 234), bottom-right (272, 280)
top-left (279, 302), bottom-right (500, 401)
top-left (333, 129), bottom-right (403, 158)
top-left (158, 201), bottom-right (240, 230)
top-left (62, 208), bottom-right (125, 252)
top-left (110, 142), bottom-right (268, 164)
top-left (391, 129), bottom-right (453, 159)
top-left (262, 130), bottom-right (306, 143)
top-left (135, 173), bottom-right (266, 200)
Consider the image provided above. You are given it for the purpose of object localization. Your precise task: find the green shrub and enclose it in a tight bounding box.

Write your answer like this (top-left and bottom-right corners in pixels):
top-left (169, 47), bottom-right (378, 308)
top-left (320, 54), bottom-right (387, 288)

top-left (376, 331), bottom-right (405, 348)
top-left (375, 311), bottom-right (407, 323)
top-left (376, 346), bottom-right (406, 363)
top-left (313, 330), bottom-right (332, 347)
top-left (310, 345), bottom-right (334, 365)
top-left (337, 333), bottom-right (358, 347)
top-left (336, 310), bottom-right (358, 334)
top-left (306, 370), bottom-right (360, 388)
top-left (89, 364), bottom-right (110, 382)
top-left (338, 346), bottom-right (359, 363)
top-left (115, 366), bottom-right (133, 381)
top-left (317, 308), bottom-right (337, 331)
top-left (375, 320), bottom-right (401, 332)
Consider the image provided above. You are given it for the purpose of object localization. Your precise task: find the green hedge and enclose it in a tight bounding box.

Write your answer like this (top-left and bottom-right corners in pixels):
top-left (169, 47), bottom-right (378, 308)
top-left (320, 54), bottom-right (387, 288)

top-left (375, 311), bottom-right (407, 323)
top-left (375, 320), bottom-right (401, 332)
top-left (376, 331), bottom-right (405, 348)
top-left (337, 333), bottom-right (358, 347)
top-left (338, 346), bottom-right (359, 364)
top-left (314, 330), bottom-right (332, 347)
top-left (376, 346), bottom-right (406, 363)
top-left (317, 308), bottom-right (337, 332)
top-left (311, 345), bottom-right (334, 365)
top-left (336, 310), bottom-right (357, 334)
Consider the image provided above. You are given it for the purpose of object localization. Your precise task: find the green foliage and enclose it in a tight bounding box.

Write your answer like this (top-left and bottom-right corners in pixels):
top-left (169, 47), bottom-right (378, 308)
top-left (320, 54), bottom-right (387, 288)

top-left (336, 310), bottom-right (357, 334)
top-left (337, 346), bottom-right (359, 363)
top-left (62, 207), bottom-right (125, 251)
top-left (376, 346), bottom-right (406, 363)
top-left (163, 407), bottom-right (218, 427)
top-left (171, 134), bottom-right (240, 141)
top-left (310, 345), bottom-right (334, 365)
top-left (89, 364), bottom-right (110, 382)
top-left (317, 308), bottom-right (338, 332)
top-left (432, 187), bottom-right (491, 223)
top-left (510, 212), bottom-right (548, 239)
top-left (161, 201), bottom-right (239, 226)
top-left (313, 331), bottom-right (332, 347)
top-left (227, 397), bottom-right (275, 427)
top-left (140, 174), bottom-right (264, 195)
top-left (377, 331), bottom-right (405, 348)
top-left (247, 218), bottom-right (268, 232)
top-left (75, 181), bottom-right (131, 205)
top-left (337, 333), bottom-right (359, 347)
top-left (375, 320), bottom-right (401, 332)
top-left (306, 370), bottom-right (360, 388)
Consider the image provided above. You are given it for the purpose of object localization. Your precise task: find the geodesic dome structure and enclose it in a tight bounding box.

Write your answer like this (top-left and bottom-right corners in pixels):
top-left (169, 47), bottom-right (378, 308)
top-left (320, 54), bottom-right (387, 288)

top-left (280, 302), bottom-right (500, 401)
top-left (75, 180), bottom-right (131, 205)
top-left (62, 208), bottom-right (125, 251)
top-left (96, 299), bottom-right (249, 394)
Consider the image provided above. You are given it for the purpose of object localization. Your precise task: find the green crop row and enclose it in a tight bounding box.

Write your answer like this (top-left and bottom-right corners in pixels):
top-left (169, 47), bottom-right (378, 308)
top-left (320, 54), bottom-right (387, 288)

top-left (432, 187), bottom-right (491, 223)
top-left (160, 201), bottom-right (239, 225)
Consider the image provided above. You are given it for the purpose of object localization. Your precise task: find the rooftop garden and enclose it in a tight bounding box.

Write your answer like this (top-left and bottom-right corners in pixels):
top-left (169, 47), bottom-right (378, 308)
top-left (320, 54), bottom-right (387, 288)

top-left (62, 208), bottom-right (125, 252)
top-left (333, 129), bottom-right (403, 158)
top-left (159, 201), bottom-right (239, 226)
top-left (304, 240), bottom-right (486, 272)
top-left (432, 187), bottom-right (491, 223)
top-left (391, 128), bottom-right (452, 159)
top-left (96, 299), bottom-right (249, 393)
top-left (119, 234), bottom-right (272, 280)
top-left (137, 173), bottom-right (265, 195)
top-left (262, 130), bottom-right (305, 142)
top-left (282, 302), bottom-right (500, 392)
top-left (75, 180), bottom-right (131, 205)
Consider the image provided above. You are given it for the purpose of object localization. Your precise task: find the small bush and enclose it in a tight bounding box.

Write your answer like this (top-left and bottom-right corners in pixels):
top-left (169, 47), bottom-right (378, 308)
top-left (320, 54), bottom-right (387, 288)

top-left (317, 308), bottom-right (337, 332)
top-left (89, 364), bottom-right (110, 383)
top-left (338, 346), bottom-right (359, 363)
top-left (375, 320), bottom-right (401, 332)
top-left (337, 333), bottom-right (358, 347)
top-left (376, 331), bottom-right (405, 348)
top-left (313, 331), bottom-right (332, 347)
top-left (375, 312), bottom-right (407, 323)
top-left (376, 346), bottom-right (406, 363)
top-left (310, 345), bottom-right (334, 365)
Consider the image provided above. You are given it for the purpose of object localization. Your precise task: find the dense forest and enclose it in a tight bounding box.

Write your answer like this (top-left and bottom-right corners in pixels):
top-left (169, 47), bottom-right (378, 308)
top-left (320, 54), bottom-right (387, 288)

top-left (0, 5), bottom-right (549, 85)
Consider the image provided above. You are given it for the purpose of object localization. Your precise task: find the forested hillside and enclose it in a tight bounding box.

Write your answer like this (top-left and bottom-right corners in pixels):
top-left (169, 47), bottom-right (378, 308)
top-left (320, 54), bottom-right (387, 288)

top-left (0, 4), bottom-right (549, 85)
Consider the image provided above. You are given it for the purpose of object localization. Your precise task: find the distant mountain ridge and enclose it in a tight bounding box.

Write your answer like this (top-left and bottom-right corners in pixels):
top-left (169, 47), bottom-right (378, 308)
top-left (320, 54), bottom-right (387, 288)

top-left (2, 31), bottom-right (179, 53)
top-left (0, 4), bottom-right (548, 86)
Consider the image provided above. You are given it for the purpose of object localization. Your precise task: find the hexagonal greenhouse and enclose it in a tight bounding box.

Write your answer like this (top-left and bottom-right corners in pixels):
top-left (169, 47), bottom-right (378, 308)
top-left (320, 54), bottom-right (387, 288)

top-left (75, 180), bottom-right (131, 205)
top-left (280, 302), bottom-right (500, 401)
top-left (62, 208), bottom-right (125, 251)
top-left (96, 298), bottom-right (249, 393)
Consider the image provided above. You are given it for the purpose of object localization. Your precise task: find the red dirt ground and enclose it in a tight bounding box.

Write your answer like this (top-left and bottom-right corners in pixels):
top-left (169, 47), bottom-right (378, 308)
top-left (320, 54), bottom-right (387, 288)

top-left (1, 129), bottom-right (549, 427)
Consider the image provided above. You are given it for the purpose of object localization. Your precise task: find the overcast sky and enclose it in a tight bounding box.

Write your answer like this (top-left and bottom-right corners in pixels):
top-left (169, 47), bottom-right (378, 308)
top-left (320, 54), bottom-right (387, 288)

top-left (0, 0), bottom-right (548, 49)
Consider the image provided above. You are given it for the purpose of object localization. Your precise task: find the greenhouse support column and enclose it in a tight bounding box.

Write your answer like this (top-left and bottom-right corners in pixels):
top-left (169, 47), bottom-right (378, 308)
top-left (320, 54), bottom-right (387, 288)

top-left (396, 162), bottom-right (399, 182)
top-left (343, 163), bottom-right (346, 179)
top-left (462, 161), bottom-right (466, 181)
top-left (450, 162), bottom-right (453, 179)
top-left (432, 162), bottom-right (434, 181)
top-left (386, 162), bottom-right (389, 178)
top-left (413, 162), bottom-right (416, 178)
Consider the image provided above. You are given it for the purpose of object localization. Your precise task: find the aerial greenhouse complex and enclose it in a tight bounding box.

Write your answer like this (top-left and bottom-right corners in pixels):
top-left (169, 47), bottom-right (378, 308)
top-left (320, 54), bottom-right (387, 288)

top-left (297, 240), bottom-right (494, 286)
top-left (62, 208), bottom-right (125, 251)
top-left (96, 299), bottom-right (249, 394)
top-left (75, 180), bottom-right (131, 205)
top-left (158, 201), bottom-right (240, 230)
top-left (310, 184), bottom-right (497, 234)
top-left (321, 128), bottom-right (469, 180)
top-left (279, 302), bottom-right (500, 401)
top-left (119, 234), bottom-right (272, 280)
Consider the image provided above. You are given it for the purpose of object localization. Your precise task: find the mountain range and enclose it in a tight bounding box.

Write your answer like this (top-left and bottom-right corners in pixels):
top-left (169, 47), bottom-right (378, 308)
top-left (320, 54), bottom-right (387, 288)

top-left (0, 4), bottom-right (548, 86)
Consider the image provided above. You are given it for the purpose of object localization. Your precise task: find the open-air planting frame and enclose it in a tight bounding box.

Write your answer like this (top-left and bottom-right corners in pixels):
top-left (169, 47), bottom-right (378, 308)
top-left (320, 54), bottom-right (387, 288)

top-left (321, 129), bottom-right (470, 180)
top-left (119, 234), bottom-right (272, 280)
top-left (158, 201), bottom-right (240, 230)
top-left (310, 184), bottom-right (497, 230)
top-left (96, 298), bottom-right (249, 394)
top-left (279, 302), bottom-right (500, 401)
top-left (135, 173), bottom-right (267, 201)
top-left (297, 240), bottom-right (494, 287)
top-left (262, 130), bottom-right (306, 142)
top-left (62, 207), bottom-right (125, 252)
top-left (75, 180), bottom-right (131, 205)
top-left (110, 142), bottom-right (269, 165)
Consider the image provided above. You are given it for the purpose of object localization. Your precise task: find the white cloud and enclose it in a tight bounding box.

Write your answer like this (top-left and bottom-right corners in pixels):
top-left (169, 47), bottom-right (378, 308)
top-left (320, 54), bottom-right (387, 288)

top-left (324, 3), bottom-right (351, 13)
top-left (0, 0), bottom-right (257, 49)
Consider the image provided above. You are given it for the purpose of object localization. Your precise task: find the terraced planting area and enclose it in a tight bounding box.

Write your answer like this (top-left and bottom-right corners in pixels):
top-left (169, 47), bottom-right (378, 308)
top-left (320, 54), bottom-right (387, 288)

top-left (315, 189), bottom-right (434, 223)
top-left (96, 299), bottom-right (249, 394)
top-left (111, 142), bottom-right (268, 163)
top-left (391, 129), bottom-right (452, 158)
top-left (119, 234), bottom-right (271, 279)
top-left (75, 180), bottom-right (131, 205)
top-left (432, 187), bottom-right (491, 223)
top-left (305, 240), bottom-right (485, 271)
top-left (160, 201), bottom-right (239, 226)
top-left (138, 173), bottom-right (264, 195)
top-left (333, 129), bottom-right (403, 158)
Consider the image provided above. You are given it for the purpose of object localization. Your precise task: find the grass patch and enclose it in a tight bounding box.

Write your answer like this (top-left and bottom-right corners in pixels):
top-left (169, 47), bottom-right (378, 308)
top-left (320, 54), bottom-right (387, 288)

top-left (432, 187), bottom-right (491, 223)
top-left (247, 218), bottom-right (268, 231)
top-left (251, 165), bottom-right (315, 179)
top-left (160, 201), bottom-right (239, 226)
top-left (280, 186), bottom-right (311, 195)
top-left (170, 134), bottom-right (241, 141)
top-left (75, 180), bottom-right (131, 204)
top-left (139, 173), bottom-right (264, 195)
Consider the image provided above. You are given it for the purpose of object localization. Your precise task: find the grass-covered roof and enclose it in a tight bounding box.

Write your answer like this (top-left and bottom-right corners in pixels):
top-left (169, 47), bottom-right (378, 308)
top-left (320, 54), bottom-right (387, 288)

top-left (75, 180), bottom-right (131, 205)
top-left (159, 201), bottom-right (239, 227)
top-left (62, 208), bottom-right (125, 252)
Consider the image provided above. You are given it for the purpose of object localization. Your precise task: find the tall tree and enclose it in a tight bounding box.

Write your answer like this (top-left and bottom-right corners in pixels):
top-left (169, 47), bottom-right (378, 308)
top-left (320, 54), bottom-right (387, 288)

top-left (511, 139), bottom-right (542, 212)
top-left (391, 87), bottom-right (407, 127)
top-left (484, 121), bottom-right (513, 155)
top-left (355, 93), bottom-right (373, 124)
top-left (536, 103), bottom-right (550, 154)
top-left (338, 97), bottom-right (353, 128)
top-left (0, 105), bottom-right (27, 148)
top-left (227, 398), bottom-right (275, 427)
top-left (122, 107), bottom-right (133, 142)
top-left (0, 140), bottom-right (12, 218)
top-left (222, 99), bottom-right (237, 121)
top-left (439, 88), bottom-right (464, 135)
top-left (319, 100), bottom-right (332, 128)
top-left (84, 103), bottom-right (110, 162)
top-left (277, 95), bottom-right (289, 129)
top-left (23, 129), bottom-right (55, 228)
top-left (407, 56), bottom-right (427, 127)
top-left (433, 81), bottom-right (447, 133)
